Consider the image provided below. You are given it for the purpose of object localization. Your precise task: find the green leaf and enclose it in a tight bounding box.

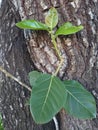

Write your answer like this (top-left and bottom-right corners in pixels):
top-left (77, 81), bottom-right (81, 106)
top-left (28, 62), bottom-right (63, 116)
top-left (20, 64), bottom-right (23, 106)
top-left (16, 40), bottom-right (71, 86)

top-left (0, 115), bottom-right (4, 130)
top-left (30, 74), bottom-right (67, 124)
top-left (55, 22), bottom-right (84, 36)
top-left (29, 71), bottom-right (42, 87)
top-left (16, 20), bottom-right (49, 30)
top-left (45, 7), bottom-right (58, 30)
top-left (63, 80), bottom-right (96, 119)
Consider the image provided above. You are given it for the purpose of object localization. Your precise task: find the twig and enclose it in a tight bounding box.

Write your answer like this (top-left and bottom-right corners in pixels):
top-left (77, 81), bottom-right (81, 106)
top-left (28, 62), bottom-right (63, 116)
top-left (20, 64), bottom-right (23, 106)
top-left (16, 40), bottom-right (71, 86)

top-left (0, 66), bottom-right (32, 92)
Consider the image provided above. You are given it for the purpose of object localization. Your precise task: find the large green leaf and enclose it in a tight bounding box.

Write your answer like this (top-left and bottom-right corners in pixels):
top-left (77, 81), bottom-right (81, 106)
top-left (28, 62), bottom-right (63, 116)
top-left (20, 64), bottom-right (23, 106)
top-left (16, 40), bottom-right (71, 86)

top-left (29, 71), bottom-right (42, 87)
top-left (63, 80), bottom-right (96, 119)
top-left (55, 22), bottom-right (83, 36)
top-left (16, 20), bottom-right (49, 30)
top-left (45, 7), bottom-right (58, 30)
top-left (30, 74), bottom-right (67, 124)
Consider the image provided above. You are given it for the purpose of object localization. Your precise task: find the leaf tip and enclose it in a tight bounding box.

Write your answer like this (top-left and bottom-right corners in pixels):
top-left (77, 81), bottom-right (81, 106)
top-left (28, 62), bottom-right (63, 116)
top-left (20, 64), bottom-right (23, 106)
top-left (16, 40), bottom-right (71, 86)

top-left (15, 22), bottom-right (19, 27)
top-left (78, 25), bottom-right (84, 30)
top-left (16, 22), bottom-right (23, 29)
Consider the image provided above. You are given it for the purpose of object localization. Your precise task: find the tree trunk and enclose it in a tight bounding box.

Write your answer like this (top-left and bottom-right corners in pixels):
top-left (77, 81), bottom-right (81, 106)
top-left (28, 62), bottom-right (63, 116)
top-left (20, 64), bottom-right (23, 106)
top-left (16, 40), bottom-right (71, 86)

top-left (0, 0), bottom-right (98, 130)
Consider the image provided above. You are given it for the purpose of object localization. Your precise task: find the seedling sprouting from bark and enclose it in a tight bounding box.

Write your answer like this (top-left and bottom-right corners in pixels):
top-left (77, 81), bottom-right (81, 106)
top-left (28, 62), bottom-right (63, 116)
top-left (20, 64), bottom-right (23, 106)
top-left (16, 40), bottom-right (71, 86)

top-left (16, 7), bottom-right (96, 124)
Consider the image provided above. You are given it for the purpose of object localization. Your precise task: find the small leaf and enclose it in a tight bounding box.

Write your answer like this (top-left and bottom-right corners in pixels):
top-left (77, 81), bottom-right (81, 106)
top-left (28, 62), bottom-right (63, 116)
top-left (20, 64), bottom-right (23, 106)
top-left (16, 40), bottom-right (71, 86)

top-left (16, 20), bottom-right (49, 30)
top-left (63, 80), bottom-right (96, 119)
top-left (30, 74), bottom-right (67, 124)
top-left (55, 22), bottom-right (83, 36)
top-left (45, 7), bottom-right (58, 30)
top-left (29, 71), bottom-right (42, 87)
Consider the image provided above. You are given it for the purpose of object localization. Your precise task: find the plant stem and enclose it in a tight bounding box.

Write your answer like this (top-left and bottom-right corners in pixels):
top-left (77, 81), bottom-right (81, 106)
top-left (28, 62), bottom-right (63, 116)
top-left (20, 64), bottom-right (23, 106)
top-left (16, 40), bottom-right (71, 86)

top-left (51, 34), bottom-right (61, 60)
top-left (50, 32), bottom-right (64, 76)
top-left (54, 58), bottom-right (64, 76)
top-left (50, 34), bottom-right (63, 130)
top-left (0, 66), bottom-right (32, 92)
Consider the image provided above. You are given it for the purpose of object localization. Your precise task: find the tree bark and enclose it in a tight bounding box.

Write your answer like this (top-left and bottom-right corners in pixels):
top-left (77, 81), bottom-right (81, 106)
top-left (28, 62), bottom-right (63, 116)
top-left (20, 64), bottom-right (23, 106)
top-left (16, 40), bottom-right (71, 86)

top-left (0, 0), bottom-right (98, 130)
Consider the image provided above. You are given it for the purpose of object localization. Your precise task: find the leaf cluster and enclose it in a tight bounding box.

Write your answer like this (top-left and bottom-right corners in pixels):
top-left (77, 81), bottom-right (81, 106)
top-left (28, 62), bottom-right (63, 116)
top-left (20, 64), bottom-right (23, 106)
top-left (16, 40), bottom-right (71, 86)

top-left (16, 7), bottom-right (83, 37)
top-left (16, 7), bottom-right (96, 124)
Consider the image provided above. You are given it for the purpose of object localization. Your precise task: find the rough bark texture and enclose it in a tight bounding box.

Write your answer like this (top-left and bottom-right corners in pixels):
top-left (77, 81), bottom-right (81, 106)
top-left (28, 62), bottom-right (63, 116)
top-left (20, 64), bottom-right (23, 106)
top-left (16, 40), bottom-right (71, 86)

top-left (0, 0), bottom-right (98, 130)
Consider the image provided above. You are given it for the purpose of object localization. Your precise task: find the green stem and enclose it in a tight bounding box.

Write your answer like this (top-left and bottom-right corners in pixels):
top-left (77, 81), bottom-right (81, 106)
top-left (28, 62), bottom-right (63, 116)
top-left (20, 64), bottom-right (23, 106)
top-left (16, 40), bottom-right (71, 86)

top-left (51, 33), bottom-right (61, 60)
top-left (50, 32), bottom-right (64, 76)
top-left (54, 58), bottom-right (64, 76)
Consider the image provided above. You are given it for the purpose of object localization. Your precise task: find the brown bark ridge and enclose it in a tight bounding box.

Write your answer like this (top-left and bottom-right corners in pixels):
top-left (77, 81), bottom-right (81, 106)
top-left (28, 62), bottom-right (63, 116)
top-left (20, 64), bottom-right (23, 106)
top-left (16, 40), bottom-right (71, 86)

top-left (0, 0), bottom-right (98, 130)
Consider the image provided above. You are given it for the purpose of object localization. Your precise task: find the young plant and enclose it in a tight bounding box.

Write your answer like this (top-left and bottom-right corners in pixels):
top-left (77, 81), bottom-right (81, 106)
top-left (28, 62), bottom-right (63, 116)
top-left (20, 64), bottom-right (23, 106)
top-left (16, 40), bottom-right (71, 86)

top-left (16, 7), bottom-right (96, 124)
